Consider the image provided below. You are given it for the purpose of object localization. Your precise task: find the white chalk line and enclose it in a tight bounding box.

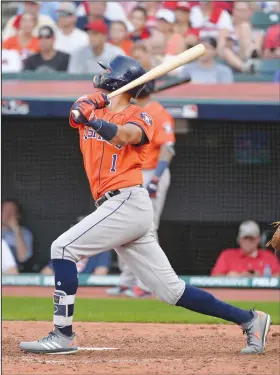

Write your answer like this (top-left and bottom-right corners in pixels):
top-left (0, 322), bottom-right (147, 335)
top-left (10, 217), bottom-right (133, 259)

top-left (78, 347), bottom-right (118, 351)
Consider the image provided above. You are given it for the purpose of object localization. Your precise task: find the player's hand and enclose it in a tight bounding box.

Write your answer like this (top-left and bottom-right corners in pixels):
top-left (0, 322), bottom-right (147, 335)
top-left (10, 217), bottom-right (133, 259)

top-left (147, 176), bottom-right (159, 198)
top-left (78, 100), bottom-right (96, 122)
top-left (87, 92), bottom-right (110, 109)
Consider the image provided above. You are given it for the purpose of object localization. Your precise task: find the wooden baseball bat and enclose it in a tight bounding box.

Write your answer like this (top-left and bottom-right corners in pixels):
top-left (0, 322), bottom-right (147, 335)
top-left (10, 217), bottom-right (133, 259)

top-left (72, 44), bottom-right (205, 119)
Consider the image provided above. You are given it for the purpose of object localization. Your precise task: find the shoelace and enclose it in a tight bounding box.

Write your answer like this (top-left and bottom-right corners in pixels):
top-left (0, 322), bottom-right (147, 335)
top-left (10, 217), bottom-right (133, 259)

top-left (39, 331), bottom-right (59, 343)
top-left (243, 328), bottom-right (257, 347)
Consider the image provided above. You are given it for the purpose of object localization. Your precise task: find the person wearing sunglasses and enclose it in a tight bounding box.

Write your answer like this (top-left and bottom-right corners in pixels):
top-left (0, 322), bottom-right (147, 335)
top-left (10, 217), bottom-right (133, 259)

top-left (24, 25), bottom-right (69, 72)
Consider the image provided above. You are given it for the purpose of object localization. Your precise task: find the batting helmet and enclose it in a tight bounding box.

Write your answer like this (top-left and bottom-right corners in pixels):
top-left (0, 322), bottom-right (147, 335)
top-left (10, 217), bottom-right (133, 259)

top-left (93, 55), bottom-right (147, 98)
top-left (136, 80), bottom-right (155, 99)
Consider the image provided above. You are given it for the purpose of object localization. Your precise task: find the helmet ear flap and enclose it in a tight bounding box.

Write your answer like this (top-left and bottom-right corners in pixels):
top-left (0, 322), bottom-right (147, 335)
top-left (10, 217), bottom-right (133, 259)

top-left (93, 74), bottom-right (101, 88)
top-left (133, 83), bottom-right (147, 99)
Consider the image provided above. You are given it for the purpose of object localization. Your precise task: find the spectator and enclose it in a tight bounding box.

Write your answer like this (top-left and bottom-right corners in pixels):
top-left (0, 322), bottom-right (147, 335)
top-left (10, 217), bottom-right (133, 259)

top-left (131, 42), bottom-right (153, 71)
top-left (180, 37), bottom-right (233, 83)
top-left (190, 1), bottom-right (233, 38)
top-left (55, 2), bottom-right (89, 55)
top-left (2, 239), bottom-right (18, 275)
top-left (174, 1), bottom-right (199, 48)
top-left (76, 1), bottom-right (109, 30)
top-left (211, 221), bottom-right (280, 277)
top-left (41, 252), bottom-right (112, 275)
top-left (222, 2), bottom-right (263, 73)
top-left (24, 26), bottom-right (69, 72)
top-left (155, 9), bottom-right (185, 56)
top-left (17, 1), bottom-right (61, 22)
top-left (109, 21), bottom-right (134, 56)
top-left (2, 50), bottom-right (23, 73)
top-left (263, 24), bottom-right (280, 59)
top-left (129, 7), bottom-right (151, 42)
top-left (145, 28), bottom-right (167, 66)
top-left (68, 19), bottom-right (125, 74)
top-left (1, 199), bottom-right (33, 266)
top-left (3, 1), bottom-right (56, 41)
top-left (145, 1), bottom-right (161, 29)
top-left (3, 12), bottom-right (40, 61)
top-left (190, 1), bottom-right (233, 61)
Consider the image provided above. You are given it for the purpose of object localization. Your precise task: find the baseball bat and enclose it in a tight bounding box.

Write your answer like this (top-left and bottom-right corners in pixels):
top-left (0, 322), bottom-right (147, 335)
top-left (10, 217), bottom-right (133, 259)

top-left (72, 44), bottom-right (205, 119)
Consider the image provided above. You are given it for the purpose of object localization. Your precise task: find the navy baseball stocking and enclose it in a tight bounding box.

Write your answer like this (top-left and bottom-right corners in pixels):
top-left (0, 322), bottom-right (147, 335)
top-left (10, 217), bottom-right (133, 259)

top-left (176, 284), bottom-right (253, 324)
top-left (52, 259), bottom-right (78, 336)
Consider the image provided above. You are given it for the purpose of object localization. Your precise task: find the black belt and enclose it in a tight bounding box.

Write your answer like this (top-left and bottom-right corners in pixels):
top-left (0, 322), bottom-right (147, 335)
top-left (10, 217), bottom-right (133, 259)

top-left (95, 185), bottom-right (143, 208)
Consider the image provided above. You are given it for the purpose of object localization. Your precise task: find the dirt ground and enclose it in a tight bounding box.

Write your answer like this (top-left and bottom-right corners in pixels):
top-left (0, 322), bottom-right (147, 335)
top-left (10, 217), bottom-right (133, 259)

top-left (2, 287), bottom-right (280, 375)
top-left (3, 321), bottom-right (280, 375)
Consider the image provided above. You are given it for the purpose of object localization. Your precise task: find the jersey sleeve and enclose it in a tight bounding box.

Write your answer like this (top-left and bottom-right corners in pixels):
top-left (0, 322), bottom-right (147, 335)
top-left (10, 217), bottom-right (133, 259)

top-left (126, 110), bottom-right (154, 143)
top-left (154, 112), bottom-right (175, 146)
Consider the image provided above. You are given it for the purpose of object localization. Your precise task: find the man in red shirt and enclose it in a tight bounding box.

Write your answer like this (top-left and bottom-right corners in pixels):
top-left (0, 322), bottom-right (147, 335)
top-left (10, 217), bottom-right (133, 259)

top-left (211, 221), bottom-right (280, 277)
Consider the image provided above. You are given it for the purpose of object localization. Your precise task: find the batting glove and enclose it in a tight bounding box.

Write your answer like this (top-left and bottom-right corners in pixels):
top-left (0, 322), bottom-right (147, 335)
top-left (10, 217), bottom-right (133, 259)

top-left (87, 92), bottom-right (110, 109)
top-left (147, 176), bottom-right (159, 198)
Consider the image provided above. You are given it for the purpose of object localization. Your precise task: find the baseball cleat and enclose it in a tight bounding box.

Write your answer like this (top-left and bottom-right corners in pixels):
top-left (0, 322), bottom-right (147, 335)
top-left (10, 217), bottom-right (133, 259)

top-left (240, 310), bottom-right (271, 354)
top-left (106, 285), bottom-right (130, 296)
top-left (124, 286), bottom-right (152, 298)
top-left (20, 328), bottom-right (78, 354)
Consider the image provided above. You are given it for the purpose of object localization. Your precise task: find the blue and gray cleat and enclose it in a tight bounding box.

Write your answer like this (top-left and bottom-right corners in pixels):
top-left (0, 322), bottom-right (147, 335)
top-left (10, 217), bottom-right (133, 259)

top-left (20, 328), bottom-right (78, 354)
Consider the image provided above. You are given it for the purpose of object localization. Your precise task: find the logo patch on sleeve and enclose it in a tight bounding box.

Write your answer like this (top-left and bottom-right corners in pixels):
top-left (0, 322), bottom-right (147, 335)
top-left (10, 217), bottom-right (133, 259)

top-left (140, 112), bottom-right (152, 126)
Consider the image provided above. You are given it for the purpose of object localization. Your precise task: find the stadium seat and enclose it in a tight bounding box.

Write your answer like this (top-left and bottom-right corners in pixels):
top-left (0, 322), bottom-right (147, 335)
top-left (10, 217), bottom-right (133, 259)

top-left (250, 11), bottom-right (280, 30)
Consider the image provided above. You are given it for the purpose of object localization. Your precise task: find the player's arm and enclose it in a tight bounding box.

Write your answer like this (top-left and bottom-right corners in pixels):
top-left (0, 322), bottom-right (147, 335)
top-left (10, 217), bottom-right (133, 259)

top-left (147, 142), bottom-right (175, 198)
top-left (147, 115), bottom-right (176, 198)
top-left (73, 94), bottom-right (150, 146)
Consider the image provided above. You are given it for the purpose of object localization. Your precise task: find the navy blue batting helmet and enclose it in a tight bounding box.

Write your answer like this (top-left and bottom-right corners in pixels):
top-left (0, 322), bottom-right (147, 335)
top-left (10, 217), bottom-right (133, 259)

top-left (93, 55), bottom-right (147, 98)
top-left (136, 80), bottom-right (155, 99)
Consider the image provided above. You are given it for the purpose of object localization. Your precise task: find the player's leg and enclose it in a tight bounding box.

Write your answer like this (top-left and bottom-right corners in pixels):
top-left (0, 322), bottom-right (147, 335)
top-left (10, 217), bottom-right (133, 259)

top-left (150, 168), bottom-right (171, 239)
top-left (129, 168), bottom-right (171, 296)
top-left (116, 231), bottom-right (271, 354)
top-left (106, 256), bottom-right (137, 295)
top-left (20, 187), bottom-right (153, 354)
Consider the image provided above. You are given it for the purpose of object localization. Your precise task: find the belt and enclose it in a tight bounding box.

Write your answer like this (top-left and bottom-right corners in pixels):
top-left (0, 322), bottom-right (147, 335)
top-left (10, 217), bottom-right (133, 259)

top-left (95, 185), bottom-right (143, 208)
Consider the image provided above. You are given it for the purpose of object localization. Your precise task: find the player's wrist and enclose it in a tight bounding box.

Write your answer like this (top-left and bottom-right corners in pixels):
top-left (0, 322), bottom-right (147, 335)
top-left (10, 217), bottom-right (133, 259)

top-left (151, 176), bottom-right (159, 184)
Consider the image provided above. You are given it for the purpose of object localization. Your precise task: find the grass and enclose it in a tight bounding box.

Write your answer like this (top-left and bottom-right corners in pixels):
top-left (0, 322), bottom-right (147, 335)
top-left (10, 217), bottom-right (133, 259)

top-left (2, 297), bottom-right (280, 324)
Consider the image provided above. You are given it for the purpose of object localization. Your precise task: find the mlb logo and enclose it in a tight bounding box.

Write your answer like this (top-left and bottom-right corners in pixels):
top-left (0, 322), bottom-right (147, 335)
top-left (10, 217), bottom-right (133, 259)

top-left (140, 112), bottom-right (152, 126)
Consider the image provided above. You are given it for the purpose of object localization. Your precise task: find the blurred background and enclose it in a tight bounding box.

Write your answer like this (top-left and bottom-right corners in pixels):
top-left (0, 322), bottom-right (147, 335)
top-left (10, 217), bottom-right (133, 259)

top-left (1, 1), bottom-right (280, 286)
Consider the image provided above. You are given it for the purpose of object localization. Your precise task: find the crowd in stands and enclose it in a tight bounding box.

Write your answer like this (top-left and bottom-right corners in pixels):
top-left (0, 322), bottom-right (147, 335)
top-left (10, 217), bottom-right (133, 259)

top-left (2, 1), bottom-right (280, 82)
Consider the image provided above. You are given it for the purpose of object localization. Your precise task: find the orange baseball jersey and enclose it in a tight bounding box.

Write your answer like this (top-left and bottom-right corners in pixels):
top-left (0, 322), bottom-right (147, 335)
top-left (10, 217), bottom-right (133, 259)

top-left (69, 96), bottom-right (154, 200)
top-left (142, 101), bottom-right (175, 170)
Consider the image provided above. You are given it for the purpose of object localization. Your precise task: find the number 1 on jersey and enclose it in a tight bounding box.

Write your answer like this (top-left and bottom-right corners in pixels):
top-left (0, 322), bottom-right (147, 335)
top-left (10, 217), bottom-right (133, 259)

top-left (110, 154), bottom-right (118, 172)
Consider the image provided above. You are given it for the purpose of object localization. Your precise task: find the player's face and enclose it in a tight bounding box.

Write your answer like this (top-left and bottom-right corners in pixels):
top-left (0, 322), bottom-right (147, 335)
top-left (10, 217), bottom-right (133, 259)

top-left (88, 30), bottom-right (106, 48)
top-left (240, 236), bottom-right (260, 254)
top-left (130, 10), bottom-right (146, 31)
top-left (2, 202), bottom-right (18, 225)
top-left (110, 23), bottom-right (127, 43)
top-left (20, 13), bottom-right (36, 33)
top-left (39, 35), bottom-right (54, 52)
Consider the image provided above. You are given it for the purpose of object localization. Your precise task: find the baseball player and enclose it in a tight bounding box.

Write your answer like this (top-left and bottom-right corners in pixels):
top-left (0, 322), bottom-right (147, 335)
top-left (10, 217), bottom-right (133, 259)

top-left (20, 55), bottom-right (271, 355)
top-left (107, 80), bottom-right (175, 297)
